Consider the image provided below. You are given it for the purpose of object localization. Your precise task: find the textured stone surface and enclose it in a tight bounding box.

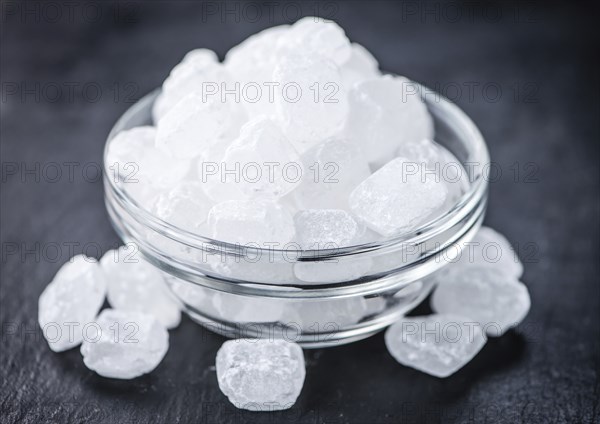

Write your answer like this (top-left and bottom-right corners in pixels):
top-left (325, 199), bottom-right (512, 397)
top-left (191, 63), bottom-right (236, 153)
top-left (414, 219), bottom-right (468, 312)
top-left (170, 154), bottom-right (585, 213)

top-left (431, 267), bottom-right (531, 336)
top-left (38, 255), bottom-right (106, 352)
top-left (100, 246), bottom-right (181, 329)
top-left (385, 314), bottom-right (487, 378)
top-left (80, 309), bottom-right (169, 380)
top-left (216, 339), bottom-right (305, 411)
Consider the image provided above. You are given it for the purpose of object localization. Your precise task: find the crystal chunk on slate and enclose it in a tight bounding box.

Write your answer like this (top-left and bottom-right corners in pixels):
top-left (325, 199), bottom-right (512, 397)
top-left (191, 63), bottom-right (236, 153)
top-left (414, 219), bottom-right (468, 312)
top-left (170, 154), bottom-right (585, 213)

top-left (80, 309), bottom-right (169, 379)
top-left (216, 339), bottom-right (305, 411)
top-left (385, 314), bottom-right (486, 378)
top-left (431, 266), bottom-right (530, 336)
top-left (100, 246), bottom-right (181, 329)
top-left (38, 255), bottom-right (106, 352)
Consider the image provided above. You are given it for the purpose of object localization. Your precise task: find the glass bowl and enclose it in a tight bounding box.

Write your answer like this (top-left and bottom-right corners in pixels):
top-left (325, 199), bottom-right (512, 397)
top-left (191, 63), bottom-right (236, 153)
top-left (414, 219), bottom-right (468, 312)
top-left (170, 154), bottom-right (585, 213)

top-left (103, 83), bottom-right (489, 348)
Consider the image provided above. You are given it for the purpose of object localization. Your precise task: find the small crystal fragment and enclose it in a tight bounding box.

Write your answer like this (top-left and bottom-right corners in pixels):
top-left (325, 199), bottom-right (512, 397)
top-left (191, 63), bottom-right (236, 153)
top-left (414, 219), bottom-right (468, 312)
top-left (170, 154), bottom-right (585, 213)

top-left (100, 246), bottom-right (181, 329)
top-left (345, 75), bottom-right (433, 166)
top-left (216, 339), bottom-right (305, 411)
top-left (38, 255), bottom-right (106, 352)
top-left (274, 54), bottom-right (348, 153)
top-left (219, 117), bottom-right (303, 198)
top-left (385, 314), bottom-right (486, 378)
top-left (80, 309), bottom-right (169, 379)
top-left (207, 200), bottom-right (295, 245)
top-left (349, 157), bottom-right (448, 235)
top-left (152, 181), bottom-right (213, 233)
top-left (449, 226), bottom-right (524, 278)
top-left (431, 267), bottom-right (530, 336)
top-left (294, 209), bottom-right (365, 249)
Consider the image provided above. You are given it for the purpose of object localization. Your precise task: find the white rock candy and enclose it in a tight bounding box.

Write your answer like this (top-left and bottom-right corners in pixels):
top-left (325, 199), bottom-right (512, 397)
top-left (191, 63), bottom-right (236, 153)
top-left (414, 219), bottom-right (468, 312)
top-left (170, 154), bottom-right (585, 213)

top-left (207, 200), bottom-right (295, 245)
top-left (349, 157), bottom-right (448, 236)
top-left (278, 17), bottom-right (352, 65)
top-left (340, 42), bottom-right (381, 88)
top-left (152, 181), bottom-right (213, 233)
top-left (224, 25), bottom-right (290, 118)
top-left (274, 54), bottom-right (348, 153)
top-left (153, 49), bottom-right (231, 123)
top-left (38, 255), bottom-right (106, 352)
top-left (431, 267), bottom-right (530, 336)
top-left (204, 252), bottom-right (296, 285)
top-left (107, 126), bottom-right (190, 206)
top-left (385, 314), bottom-right (486, 378)
top-left (80, 309), bottom-right (169, 379)
top-left (449, 226), bottom-right (524, 278)
top-left (156, 92), bottom-right (246, 159)
top-left (291, 137), bottom-right (371, 210)
top-left (293, 257), bottom-right (373, 284)
top-left (294, 209), bottom-right (365, 249)
top-left (219, 117), bottom-right (303, 199)
top-left (284, 296), bottom-right (369, 331)
top-left (216, 339), bottom-right (305, 411)
top-left (100, 246), bottom-right (181, 329)
top-left (345, 75), bottom-right (433, 167)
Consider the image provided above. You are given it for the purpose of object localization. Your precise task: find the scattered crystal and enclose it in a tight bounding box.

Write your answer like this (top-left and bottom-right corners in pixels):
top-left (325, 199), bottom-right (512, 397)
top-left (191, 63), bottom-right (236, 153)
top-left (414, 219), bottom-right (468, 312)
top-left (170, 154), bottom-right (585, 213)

top-left (431, 267), bottom-right (530, 336)
top-left (448, 226), bottom-right (524, 278)
top-left (345, 75), bottom-right (433, 166)
top-left (80, 309), bottom-right (169, 379)
top-left (216, 339), bottom-right (305, 411)
top-left (218, 117), bottom-right (303, 198)
top-left (349, 157), bottom-right (448, 236)
top-left (156, 92), bottom-right (246, 159)
top-left (385, 314), bottom-right (486, 378)
top-left (274, 54), bottom-right (348, 153)
top-left (100, 246), bottom-right (181, 329)
top-left (291, 137), bottom-right (371, 210)
top-left (207, 200), bottom-right (295, 245)
top-left (294, 209), bottom-right (365, 249)
top-left (152, 181), bottom-right (213, 233)
top-left (38, 255), bottom-right (106, 352)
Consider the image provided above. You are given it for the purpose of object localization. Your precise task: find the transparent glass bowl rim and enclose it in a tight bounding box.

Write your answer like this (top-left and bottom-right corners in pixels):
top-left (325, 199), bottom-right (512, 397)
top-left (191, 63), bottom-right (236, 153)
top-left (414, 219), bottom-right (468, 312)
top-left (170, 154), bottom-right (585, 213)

top-left (103, 82), bottom-right (490, 259)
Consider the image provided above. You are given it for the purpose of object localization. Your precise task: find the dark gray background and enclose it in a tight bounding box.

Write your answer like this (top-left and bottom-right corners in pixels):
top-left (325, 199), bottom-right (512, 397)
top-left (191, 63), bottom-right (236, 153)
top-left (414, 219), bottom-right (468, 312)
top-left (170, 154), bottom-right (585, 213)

top-left (1, 1), bottom-right (599, 423)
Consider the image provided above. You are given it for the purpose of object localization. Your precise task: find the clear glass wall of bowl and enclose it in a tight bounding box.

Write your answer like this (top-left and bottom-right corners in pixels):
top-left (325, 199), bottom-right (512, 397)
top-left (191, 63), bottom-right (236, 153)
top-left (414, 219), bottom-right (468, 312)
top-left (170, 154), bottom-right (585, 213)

top-left (103, 83), bottom-right (489, 348)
